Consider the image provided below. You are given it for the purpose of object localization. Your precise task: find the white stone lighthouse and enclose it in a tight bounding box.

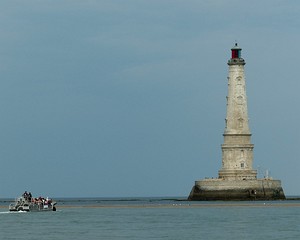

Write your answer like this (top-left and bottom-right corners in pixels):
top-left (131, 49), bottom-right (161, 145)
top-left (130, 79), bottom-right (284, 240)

top-left (219, 43), bottom-right (257, 181)
top-left (188, 44), bottom-right (285, 200)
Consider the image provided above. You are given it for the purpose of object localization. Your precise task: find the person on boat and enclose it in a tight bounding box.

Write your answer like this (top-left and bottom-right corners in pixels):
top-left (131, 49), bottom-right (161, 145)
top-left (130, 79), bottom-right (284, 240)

top-left (27, 192), bottom-right (32, 202)
top-left (22, 191), bottom-right (28, 199)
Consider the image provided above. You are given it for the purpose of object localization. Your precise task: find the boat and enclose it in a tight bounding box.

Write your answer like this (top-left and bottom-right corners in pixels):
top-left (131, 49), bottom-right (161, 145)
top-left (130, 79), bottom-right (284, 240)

top-left (9, 192), bottom-right (57, 212)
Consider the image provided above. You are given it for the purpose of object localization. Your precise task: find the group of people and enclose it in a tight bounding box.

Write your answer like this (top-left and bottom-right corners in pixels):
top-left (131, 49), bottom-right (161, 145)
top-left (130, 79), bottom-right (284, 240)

top-left (22, 191), bottom-right (32, 201)
top-left (22, 191), bottom-right (53, 205)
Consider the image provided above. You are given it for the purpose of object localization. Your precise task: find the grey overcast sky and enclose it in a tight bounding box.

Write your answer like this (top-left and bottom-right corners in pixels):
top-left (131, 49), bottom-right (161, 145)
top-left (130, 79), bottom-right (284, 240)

top-left (0, 0), bottom-right (300, 198)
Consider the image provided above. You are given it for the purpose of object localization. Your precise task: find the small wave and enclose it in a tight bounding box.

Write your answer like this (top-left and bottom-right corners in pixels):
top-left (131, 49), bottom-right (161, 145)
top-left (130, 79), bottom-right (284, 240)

top-left (17, 210), bottom-right (27, 213)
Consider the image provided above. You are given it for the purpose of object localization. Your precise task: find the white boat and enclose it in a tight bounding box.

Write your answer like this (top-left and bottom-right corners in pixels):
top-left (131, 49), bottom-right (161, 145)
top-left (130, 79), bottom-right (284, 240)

top-left (9, 193), bottom-right (57, 212)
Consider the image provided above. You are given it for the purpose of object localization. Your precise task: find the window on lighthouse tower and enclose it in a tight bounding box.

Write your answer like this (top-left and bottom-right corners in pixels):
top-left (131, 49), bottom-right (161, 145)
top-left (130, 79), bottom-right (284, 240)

top-left (237, 96), bottom-right (243, 105)
top-left (238, 118), bottom-right (244, 128)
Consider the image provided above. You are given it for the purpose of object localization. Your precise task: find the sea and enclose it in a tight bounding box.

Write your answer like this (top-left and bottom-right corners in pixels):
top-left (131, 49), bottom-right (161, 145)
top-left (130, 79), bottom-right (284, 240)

top-left (1, 197), bottom-right (300, 239)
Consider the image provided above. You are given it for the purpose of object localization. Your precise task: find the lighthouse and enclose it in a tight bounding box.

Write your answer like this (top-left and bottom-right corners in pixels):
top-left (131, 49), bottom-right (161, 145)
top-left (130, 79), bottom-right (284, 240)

top-left (188, 44), bottom-right (285, 200)
top-left (219, 43), bottom-right (257, 181)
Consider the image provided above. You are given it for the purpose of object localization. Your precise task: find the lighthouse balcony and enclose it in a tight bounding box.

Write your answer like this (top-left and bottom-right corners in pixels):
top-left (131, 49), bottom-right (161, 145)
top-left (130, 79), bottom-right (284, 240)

top-left (228, 58), bottom-right (245, 65)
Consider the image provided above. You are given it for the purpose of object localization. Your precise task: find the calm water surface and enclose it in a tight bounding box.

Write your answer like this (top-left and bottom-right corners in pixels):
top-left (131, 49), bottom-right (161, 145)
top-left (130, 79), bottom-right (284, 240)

top-left (1, 198), bottom-right (300, 239)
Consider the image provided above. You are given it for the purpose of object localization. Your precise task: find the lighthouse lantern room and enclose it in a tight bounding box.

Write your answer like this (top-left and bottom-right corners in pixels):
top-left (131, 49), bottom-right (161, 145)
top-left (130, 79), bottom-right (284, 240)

top-left (231, 43), bottom-right (241, 58)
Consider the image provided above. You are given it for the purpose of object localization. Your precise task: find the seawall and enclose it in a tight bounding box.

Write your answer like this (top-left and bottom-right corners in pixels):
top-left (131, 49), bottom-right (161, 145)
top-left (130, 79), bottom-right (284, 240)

top-left (188, 178), bottom-right (285, 201)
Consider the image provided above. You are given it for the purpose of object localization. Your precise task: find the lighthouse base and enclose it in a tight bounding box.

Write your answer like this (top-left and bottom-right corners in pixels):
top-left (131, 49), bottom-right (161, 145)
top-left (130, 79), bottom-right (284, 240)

top-left (188, 178), bottom-right (285, 201)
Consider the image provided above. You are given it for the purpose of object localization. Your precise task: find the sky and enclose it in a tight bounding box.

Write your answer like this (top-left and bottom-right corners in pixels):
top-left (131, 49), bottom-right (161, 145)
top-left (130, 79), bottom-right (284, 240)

top-left (0, 0), bottom-right (300, 198)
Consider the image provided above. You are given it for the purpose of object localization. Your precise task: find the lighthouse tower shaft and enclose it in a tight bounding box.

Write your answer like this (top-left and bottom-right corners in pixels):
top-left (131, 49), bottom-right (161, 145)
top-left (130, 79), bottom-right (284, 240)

top-left (218, 44), bottom-right (257, 180)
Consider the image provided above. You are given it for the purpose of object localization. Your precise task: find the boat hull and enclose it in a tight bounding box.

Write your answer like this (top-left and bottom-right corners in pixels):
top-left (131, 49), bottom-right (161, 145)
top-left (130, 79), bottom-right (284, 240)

top-left (9, 196), bottom-right (57, 212)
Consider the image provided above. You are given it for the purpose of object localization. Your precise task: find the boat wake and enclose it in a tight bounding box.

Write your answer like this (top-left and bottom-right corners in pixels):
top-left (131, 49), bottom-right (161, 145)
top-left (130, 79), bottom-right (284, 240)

top-left (0, 211), bottom-right (11, 214)
top-left (0, 210), bottom-right (27, 214)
